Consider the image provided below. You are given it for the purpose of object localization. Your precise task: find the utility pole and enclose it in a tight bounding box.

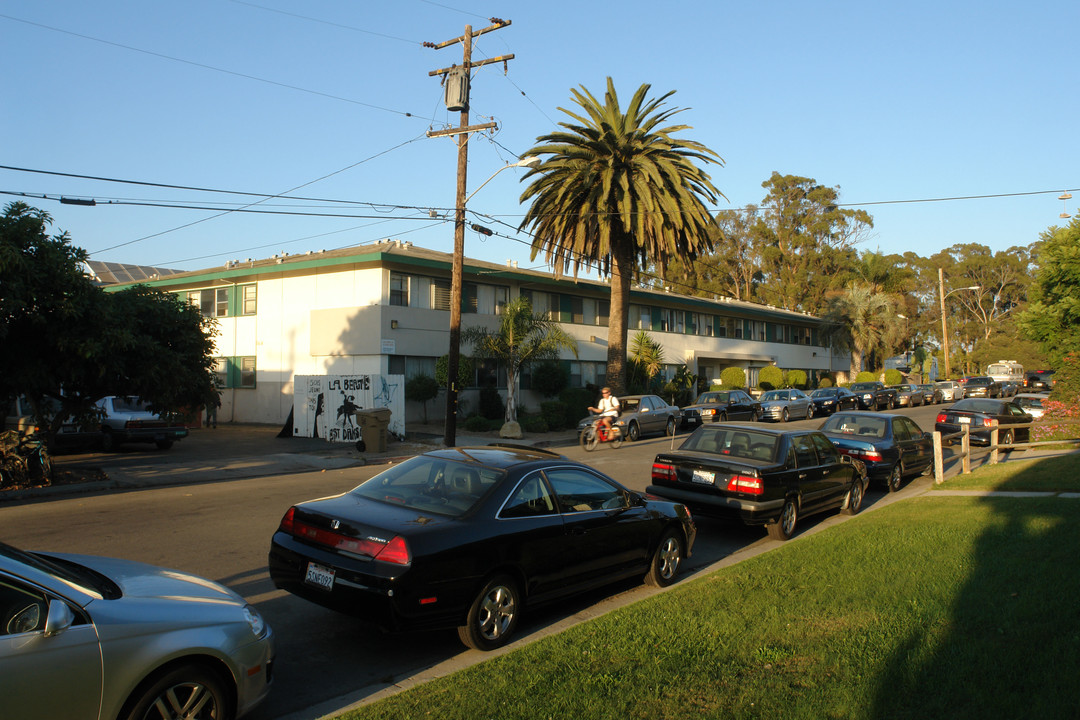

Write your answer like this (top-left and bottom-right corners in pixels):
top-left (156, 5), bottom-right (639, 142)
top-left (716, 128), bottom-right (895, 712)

top-left (426, 19), bottom-right (513, 448)
top-left (939, 267), bottom-right (950, 379)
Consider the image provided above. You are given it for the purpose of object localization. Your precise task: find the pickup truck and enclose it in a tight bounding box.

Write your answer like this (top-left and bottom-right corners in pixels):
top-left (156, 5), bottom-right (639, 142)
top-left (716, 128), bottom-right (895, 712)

top-left (848, 382), bottom-right (896, 411)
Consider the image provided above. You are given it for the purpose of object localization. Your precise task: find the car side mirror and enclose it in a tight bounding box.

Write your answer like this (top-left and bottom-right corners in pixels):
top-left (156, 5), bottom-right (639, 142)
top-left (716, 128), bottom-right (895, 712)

top-left (44, 599), bottom-right (75, 638)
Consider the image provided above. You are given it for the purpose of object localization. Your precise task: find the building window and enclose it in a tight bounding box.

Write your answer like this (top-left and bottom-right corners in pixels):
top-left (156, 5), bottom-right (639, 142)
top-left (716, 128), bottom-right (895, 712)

top-left (213, 358), bottom-right (227, 389)
top-left (749, 320), bottom-right (765, 342)
top-left (188, 289), bottom-right (229, 318)
top-left (390, 272), bottom-right (409, 306)
top-left (431, 279), bottom-right (451, 311)
top-left (522, 290), bottom-right (558, 319)
top-left (659, 309), bottom-right (672, 332)
top-left (239, 357), bottom-right (256, 388)
top-left (465, 283), bottom-right (511, 315)
top-left (241, 285), bottom-right (257, 315)
top-left (630, 305), bottom-right (651, 330)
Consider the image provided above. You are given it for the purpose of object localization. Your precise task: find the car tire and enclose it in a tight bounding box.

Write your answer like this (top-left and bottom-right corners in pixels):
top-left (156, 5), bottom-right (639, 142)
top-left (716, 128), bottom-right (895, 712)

top-left (457, 575), bottom-right (520, 651)
top-left (665, 417), bottom-right (676, 437)
top-left (121, 663), bottom-right (230, 720)
top-left (805, 404), bottom-right (814, 420)
top-left (887, 398), bottom-right (895, 410)
top-left (752, 408), bottom-right (762, 422)
top-left (767, 498), bottom-right (797, 541)
top-left (887, 463), bottom-right (903, 493)
top-left (580, 427), bottom-right (598, 452)
top-left (1000, 429), bottom-right (1014, 453)
top-left (842, 477), bottom-right (864, 516)
top-left (155, 439), bottom-right (174, 450)
top-left (627, 421), bottom-right (640, 442)
top-left (921, 456), bottom-right (935, 477)
top-left (645, 531), bottom-right (684, 587)
top-left (781, 408), bottom-right (789, 423)
top-left (100, 431), bottom-right (117, 452)
top-left (718, 411), bottom-right (727, 423)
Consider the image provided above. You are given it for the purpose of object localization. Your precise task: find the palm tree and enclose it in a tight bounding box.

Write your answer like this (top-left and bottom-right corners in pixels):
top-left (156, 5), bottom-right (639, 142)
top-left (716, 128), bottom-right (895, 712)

top-left (627, 330), bottom-right (665, 392)
top-left (822, 284), bottom-right (903, 377)
top-left (461, 296), bottom-right (577, 424)
top-left (519, 78), bottom-right (724, 394)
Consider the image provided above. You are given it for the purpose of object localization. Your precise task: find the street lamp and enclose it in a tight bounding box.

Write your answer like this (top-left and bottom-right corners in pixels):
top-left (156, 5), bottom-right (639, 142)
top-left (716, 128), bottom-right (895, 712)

top-left (937, 267), bottom-right (980, 379)
top-left (444, 156), bottom-right (542, 448)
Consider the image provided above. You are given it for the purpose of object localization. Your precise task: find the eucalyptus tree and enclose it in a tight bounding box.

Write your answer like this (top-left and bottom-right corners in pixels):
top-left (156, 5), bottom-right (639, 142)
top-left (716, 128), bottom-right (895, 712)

top-left (1020, 219), bottom-right (1080, 366)
top-left (461, 296), bottom-right (578, 424)
top-left (752, 173), bottom-right (873, 314)
top-left (519, 78), bottom-right (724, 394)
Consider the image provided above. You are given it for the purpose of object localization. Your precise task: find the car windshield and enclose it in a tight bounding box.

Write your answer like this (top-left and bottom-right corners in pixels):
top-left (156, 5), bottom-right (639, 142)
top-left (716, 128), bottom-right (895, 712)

top-left (111, 396), bottom-right (151, 412)
top-left (760, 391), bottom-right (789, 401)
top-left (681, 427), bottom-right (777, 461)
top-left (351, 455), bottom-right (504, 517)
top-left (1015, 397), bottom-right (1043, 410)
top-left (620, 398), bottom-right (640, 412)
top-left (810, 389), bottom-right (836, 397)
top-left (966, 377), bottom-right (991, 386)
top-left (697, 392), bottom-right (727, 404)
top-left (820, 414), bottom-right (887, 439)
top-left (850, 384), bottom-right (875, 391)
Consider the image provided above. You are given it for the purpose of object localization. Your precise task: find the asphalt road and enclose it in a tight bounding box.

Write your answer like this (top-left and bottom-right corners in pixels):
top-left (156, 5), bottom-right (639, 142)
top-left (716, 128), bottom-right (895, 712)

top-left (0, 403), bottom-right (953, 719)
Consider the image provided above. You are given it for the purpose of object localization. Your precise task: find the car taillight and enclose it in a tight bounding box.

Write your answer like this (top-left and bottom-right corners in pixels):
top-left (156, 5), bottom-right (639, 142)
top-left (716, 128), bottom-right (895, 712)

top-left (652, 462), bottom-right (677, 481)
top-left (726, 474), bottom-right (763, 495)
top-left (279, 507), bottom-right (296, 533)
top-left (839, 447), bottom-right (883, 462)
top-left (936, 413), bottom-right (947, 423)
top-left (282, 511), bottom-right (411, 565)
top-left (982, 418), bottom-right (993, 427)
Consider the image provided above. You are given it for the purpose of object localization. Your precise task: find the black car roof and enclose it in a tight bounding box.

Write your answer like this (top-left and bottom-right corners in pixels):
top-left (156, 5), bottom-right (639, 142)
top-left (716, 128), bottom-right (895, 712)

top-left (420, 445), bottom-right (566, 470)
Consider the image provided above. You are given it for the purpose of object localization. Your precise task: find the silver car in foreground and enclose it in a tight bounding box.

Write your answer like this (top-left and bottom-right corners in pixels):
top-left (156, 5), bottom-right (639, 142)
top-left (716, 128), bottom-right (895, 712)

top-left (0, 541), bottom-right (274, 720)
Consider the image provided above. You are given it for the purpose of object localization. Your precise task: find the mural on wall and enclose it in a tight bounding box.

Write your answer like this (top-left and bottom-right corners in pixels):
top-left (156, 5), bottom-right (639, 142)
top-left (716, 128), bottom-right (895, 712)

top-left (293, 374), bottom-right (405, 442)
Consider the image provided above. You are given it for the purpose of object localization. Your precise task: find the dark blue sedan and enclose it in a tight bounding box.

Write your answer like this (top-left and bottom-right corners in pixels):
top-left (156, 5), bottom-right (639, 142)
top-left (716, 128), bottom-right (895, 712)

top-left (818, 411), bottom-right (934, 492)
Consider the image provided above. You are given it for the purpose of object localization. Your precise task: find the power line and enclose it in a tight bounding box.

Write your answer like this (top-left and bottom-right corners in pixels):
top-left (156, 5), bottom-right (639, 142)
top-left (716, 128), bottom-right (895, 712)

top-left (0, 13), bottom-right (425, 118)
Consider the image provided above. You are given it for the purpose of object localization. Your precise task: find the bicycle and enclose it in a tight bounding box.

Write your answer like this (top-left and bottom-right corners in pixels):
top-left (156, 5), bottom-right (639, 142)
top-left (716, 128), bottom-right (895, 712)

top-left (579, 414), bottom-right (623, 452)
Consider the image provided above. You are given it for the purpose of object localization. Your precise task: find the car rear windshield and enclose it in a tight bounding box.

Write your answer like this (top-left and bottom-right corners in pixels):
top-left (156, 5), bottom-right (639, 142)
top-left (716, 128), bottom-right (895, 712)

top-left (351, 455), bottom-right (504, 517)
top-left (953, 399), bottom-right (1003, 414)
top-left (820, 415), bottom-right (887, 438)
top-left (681, 427), bottom-right (777, 461)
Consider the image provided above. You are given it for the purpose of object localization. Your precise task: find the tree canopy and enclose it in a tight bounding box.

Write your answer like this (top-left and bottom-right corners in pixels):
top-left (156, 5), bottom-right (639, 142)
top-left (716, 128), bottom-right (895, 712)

top-left (1020, 219), bottom-right (1080, 366)
top-left (0, 202), bottom-right (218, 441)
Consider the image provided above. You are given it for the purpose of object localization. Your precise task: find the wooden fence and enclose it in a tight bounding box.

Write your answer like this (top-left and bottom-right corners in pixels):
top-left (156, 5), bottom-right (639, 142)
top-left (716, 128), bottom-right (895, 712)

top-left (932, 418), bottom-right (1080, 484)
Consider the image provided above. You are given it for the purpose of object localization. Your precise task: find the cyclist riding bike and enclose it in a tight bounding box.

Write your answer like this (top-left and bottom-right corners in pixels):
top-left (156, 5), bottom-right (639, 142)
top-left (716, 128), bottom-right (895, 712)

top-left (588, 387), bottom-right (621, 433)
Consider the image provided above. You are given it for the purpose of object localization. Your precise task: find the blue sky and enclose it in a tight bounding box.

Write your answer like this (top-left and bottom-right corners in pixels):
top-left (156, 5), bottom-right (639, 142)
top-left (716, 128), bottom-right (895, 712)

top-left (2, 0), bottom-right (1077, 274)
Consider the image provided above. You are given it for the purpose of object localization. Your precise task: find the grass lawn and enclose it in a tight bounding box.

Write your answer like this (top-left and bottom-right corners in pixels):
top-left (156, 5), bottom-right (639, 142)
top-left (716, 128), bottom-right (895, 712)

top-left (935, 451), bottom-right (1080, 492)
top-left (340, 458), bottom-right (1080, 720)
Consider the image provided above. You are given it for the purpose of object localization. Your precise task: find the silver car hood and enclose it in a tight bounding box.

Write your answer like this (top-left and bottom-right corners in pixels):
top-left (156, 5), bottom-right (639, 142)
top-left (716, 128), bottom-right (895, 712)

top-left (47, 552), bottom-right (243, 607)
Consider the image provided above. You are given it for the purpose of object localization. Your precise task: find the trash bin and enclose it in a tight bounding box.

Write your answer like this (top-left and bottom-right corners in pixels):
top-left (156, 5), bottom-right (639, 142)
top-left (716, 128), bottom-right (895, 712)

top-left (354, 407), bottom-right (392, 453)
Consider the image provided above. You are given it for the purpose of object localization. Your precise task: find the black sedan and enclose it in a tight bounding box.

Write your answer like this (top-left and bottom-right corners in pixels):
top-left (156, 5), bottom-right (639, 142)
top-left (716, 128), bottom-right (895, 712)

top-left (962, 376), bottom-right (1002, 398)
top-left (647, 424), bottom-right (865, 542)
top-left (268, 446), bottom-right (696, 651)
top-left (809, 387), bottom-right (860, 415)
top-left (935, 398), bottom-right (1032, 448)
top-left (680, 389), bottom-right (761, 427)
top-left (818, 411), bottom-right (935, 492)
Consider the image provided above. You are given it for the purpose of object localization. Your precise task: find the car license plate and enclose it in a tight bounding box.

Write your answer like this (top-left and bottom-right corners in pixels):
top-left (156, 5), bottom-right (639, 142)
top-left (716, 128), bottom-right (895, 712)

top-left (691, 469), bottom-right (715, 485)
top-left (304, 561), bottom-right (335, 591)
top-left (958, 417), bottom-right (971, 424)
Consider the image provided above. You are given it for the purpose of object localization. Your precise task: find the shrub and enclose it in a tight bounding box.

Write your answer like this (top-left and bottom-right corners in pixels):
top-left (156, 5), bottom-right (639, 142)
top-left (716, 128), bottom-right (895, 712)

top-left (478, 386), bottom-right (504, 420)
top-left (539, 401), bottom-right (569, 430)
top-left (519, 415), bottom-right (549, 433)
top-left (404, 374), bottom-right (440, 423)
top-left (883, 368), bottom-right (905, 386)
top-left (720, 366), bottom-right (747, 388)
top-left (785, 369), bottom-right (807, 389)
top-left (530, 361), bottom-right (570, 399)
top-left (758, 365), bottom-right (783, 390)
top-left (463, 415), bottom-right (491, 432)
top-left (435, 354), bottom-right (474, 389)
top-left (559, 388), bottom-right (594, 425)
top-left (818, 376), bottom-right (834, 388)
top-left (855, 371), bottom-right (877, 383)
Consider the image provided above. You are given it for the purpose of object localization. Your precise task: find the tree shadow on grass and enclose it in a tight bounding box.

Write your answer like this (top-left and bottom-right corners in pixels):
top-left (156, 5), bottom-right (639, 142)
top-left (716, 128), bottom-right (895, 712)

top-left (870, 478), bottom-right (1080, 718)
